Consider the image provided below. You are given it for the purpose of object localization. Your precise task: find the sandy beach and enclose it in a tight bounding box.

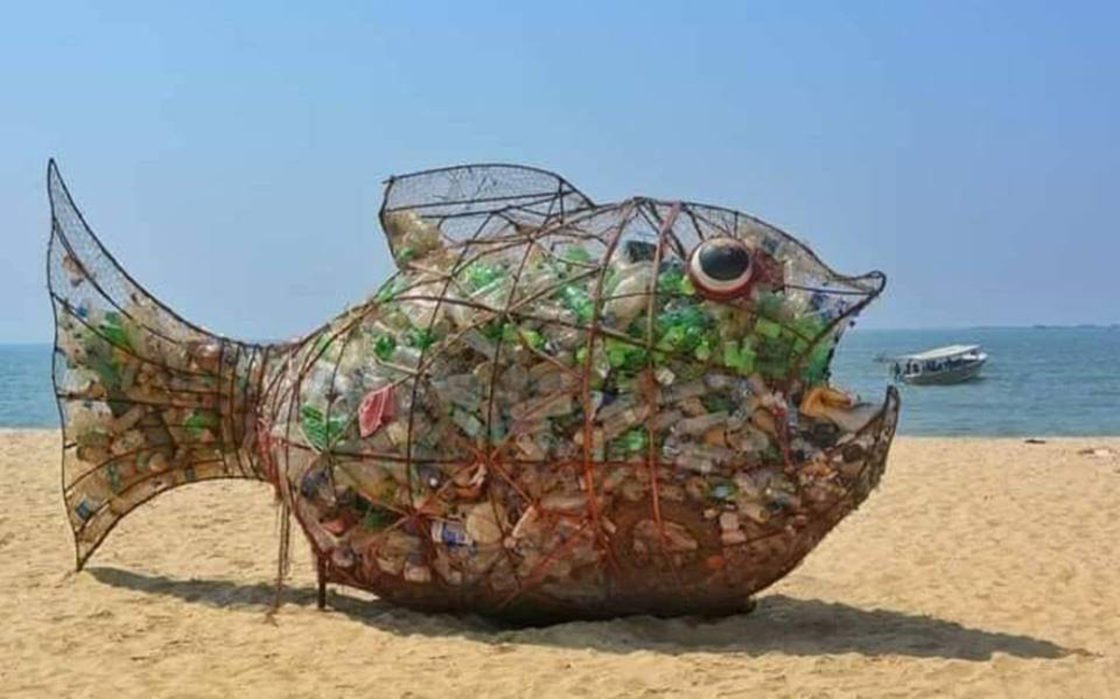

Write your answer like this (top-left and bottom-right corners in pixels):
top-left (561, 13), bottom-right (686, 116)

top-left (1, 430), bottom-right (1117, 697)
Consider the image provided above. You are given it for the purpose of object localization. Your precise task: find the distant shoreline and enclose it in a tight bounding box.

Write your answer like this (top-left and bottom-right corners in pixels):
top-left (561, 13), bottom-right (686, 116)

top-left (6, 327), bottom-right (1119, 435)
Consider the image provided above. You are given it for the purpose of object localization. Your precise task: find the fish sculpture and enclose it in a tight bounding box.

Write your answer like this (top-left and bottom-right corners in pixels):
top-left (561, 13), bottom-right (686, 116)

top-left (47, 161), bottom-right (899, 623)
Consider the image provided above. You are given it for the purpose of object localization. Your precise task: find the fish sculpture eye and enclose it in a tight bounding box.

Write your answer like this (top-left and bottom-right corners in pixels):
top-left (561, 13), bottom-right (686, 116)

top-left (688, 237), bottom-right (754, 300)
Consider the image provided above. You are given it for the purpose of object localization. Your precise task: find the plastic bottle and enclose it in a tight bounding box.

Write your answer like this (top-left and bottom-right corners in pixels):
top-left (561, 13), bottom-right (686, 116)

top-left (431, 520), bottom-right (472, 547)
top-left (674, 411), bottom-right (729, 437)
top-left (604, 262), bottom-right (653, 325)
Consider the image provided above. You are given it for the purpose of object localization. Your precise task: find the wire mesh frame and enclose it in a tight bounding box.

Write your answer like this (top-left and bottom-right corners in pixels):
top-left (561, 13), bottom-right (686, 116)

top-left (46, 160), bottom-right (275, 569)
top-left (268, 165), bottom-right (899, 620)
top-left (46, 160), bottom-right (900, 621)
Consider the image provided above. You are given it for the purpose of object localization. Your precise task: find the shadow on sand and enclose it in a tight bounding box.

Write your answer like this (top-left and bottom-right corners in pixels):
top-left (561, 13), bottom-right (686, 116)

top-left (88, 566), bottom-right (1078, 662)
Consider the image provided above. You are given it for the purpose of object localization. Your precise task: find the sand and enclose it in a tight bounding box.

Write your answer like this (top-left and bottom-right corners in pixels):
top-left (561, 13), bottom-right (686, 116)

top-left (1, 430), bottom-right (1118, 698)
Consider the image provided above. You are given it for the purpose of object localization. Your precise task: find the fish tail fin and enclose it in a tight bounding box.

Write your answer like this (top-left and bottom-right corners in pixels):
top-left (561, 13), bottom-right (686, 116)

top-left (46, 160), bottom-right (276, 569)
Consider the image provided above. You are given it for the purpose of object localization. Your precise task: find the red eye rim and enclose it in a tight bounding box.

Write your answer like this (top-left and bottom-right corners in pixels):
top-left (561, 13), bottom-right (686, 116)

top-left (687, 238), bottom-right (755, 301)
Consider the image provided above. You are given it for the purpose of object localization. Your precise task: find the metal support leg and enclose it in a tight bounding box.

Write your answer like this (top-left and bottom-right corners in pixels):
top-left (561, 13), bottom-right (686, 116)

top-left (317, 556), bottom-right (327, 610)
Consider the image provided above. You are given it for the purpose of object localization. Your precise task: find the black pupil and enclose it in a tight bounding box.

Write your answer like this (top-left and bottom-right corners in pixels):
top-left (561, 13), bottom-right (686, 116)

top-left (698, 242), bottom-right (750, 281)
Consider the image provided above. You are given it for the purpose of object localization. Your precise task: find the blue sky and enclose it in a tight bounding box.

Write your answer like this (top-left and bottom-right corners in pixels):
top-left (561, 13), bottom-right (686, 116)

top-left (2, 1), bottom-right (1117, 342)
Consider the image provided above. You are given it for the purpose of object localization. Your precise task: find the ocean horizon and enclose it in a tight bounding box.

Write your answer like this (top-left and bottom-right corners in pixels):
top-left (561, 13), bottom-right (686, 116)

top-left (2, 325), bottom-right (1118, 435)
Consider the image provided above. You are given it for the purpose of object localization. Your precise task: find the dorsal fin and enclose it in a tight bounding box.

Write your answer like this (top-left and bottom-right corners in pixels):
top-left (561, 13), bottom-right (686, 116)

top-left (378, 164), bottom-right (594, 269)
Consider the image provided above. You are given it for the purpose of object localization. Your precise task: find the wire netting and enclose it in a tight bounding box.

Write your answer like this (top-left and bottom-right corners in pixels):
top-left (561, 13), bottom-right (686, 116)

top-left (263, 165), bottom-right (900, 620)
top-left (47, 162), bottom-right (271, 568)
top-left (49, 162), bottom-right (899, 622)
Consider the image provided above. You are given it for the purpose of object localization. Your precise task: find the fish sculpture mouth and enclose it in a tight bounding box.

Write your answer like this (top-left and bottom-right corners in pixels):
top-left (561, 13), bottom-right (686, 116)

top-left (48, 161), bottom-right (900, 624)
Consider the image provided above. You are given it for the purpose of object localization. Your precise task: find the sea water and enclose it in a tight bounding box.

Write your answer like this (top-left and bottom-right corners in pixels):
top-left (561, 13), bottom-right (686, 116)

top-left (831, 326), bottom-right (1120, 436)
top-left (1, 327), bottom-right (1118, 435)
top-left (0, 344), bottom-right (58, 428)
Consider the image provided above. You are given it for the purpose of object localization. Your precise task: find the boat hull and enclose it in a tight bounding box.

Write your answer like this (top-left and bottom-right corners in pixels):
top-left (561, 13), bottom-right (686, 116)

top-left (902, 358), bottom-right (986, 385)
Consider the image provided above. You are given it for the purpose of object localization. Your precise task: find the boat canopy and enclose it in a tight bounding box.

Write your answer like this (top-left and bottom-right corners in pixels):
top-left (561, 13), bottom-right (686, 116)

top-left (898, 344), bottom-right (981, 362)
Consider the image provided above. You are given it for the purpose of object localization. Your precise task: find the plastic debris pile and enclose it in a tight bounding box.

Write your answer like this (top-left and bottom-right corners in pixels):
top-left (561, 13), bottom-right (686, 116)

top-left (266, 166), bottom-right (899, 619)
top-left (48, 168), bottom-right (270, 565)
top-left (48, 163), bottom-right (899, 621)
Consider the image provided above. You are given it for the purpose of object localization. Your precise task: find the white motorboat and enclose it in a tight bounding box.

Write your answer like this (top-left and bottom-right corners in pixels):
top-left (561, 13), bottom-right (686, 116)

top-left (891, 344), bottom-right (988, 385)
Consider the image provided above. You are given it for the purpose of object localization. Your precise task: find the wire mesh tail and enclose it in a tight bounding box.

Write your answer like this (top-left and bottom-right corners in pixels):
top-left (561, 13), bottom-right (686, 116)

top-left (46, 160), bottom-right (273, 568)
